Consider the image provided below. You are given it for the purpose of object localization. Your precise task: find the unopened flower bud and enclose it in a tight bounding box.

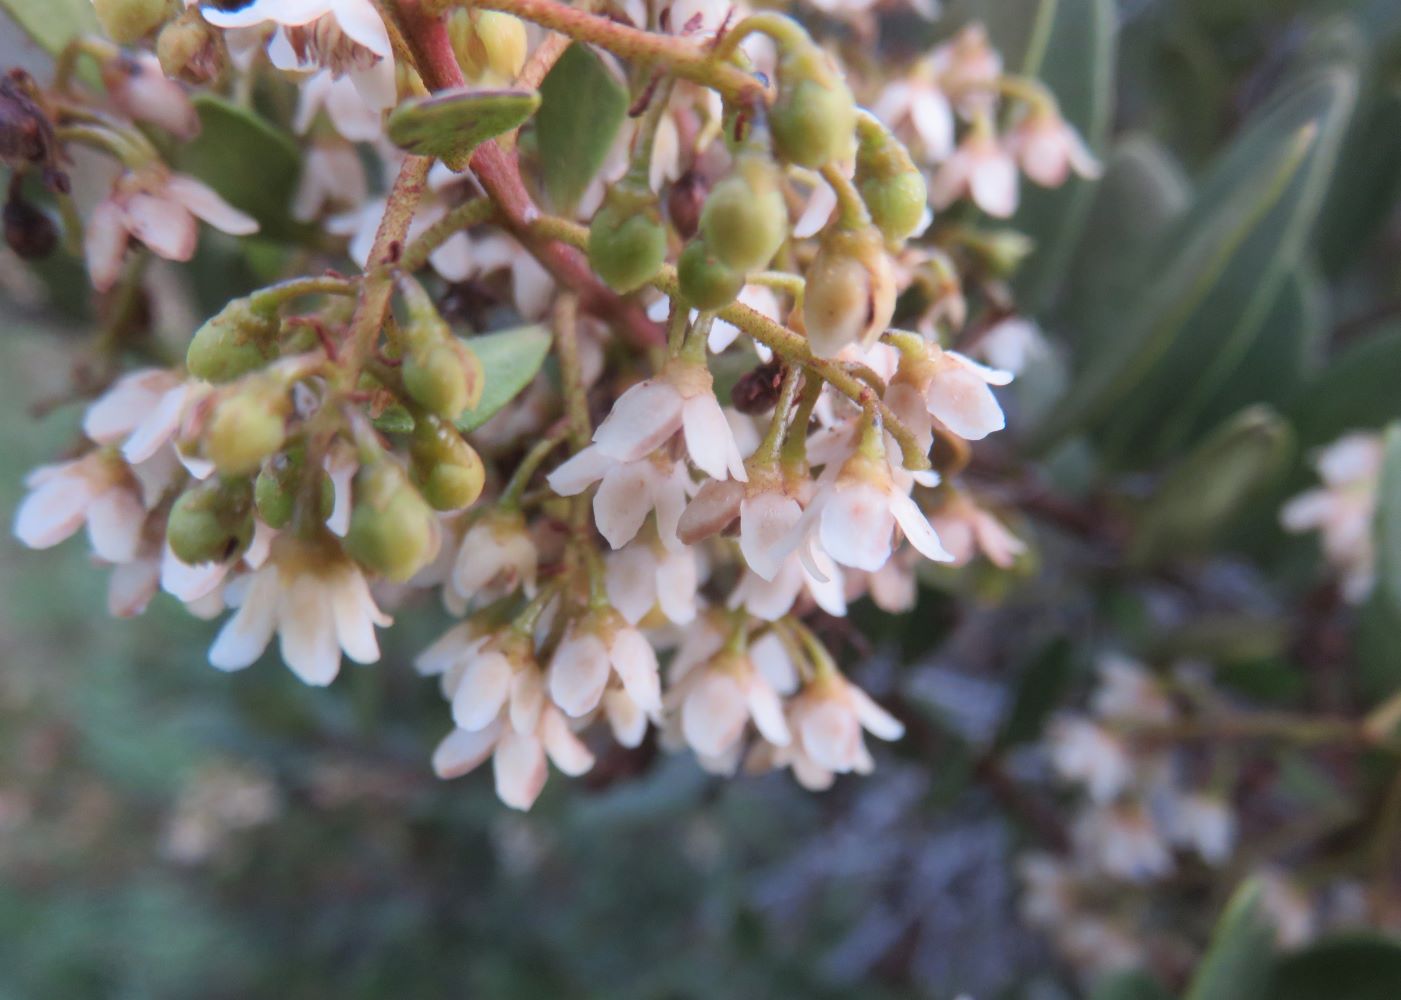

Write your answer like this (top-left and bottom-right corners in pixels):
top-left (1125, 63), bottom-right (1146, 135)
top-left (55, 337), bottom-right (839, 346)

top-left (771, 45), bottom-right (857, 169)
top-left (157, 9), bottom-right (226, 85)
top-left (975, 229), bottom-right (1035, 278)
top-left (677, 477), bottom-right (744, 544)
top-left (167, 477), bottom-right (254, 565)
top-left (700, 153), bottom-right (788, 273)
top-left (187, 297), bottom-right (280, 383)
top-left (255, 446), bottom-right (333, 529)
top-left (399, 278), bottom-right (483, 421)
top-left (4, 190), bottom-right (57, 259)
top-left (410, 414), bottom-right (486, 511)
top-left (856, 121), bottom-right (928, 243)
top-left (345, 459), bottom-right (437, 581)
top-left (205, 385), bottom-right (289, 477)
top-left (93, 0), bottom-right (168, 43)
top-left (802, 225), bottom-right (896, 358)
top-left (667, 170), bottom-right (708, 239)
top-left (447, 9), bottom-right (528, 83)
top-left (588, 184), bottom-right (667, 294)
top-left (677, 239), bottom-right (744, 310)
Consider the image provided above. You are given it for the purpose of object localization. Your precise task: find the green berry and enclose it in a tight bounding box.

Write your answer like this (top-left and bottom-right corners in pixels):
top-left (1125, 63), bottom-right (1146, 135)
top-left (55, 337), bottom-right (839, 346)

top-left (588, 196), bottom-right (667, 294)
top-left (802, 226), bottom-right (896, 358)
top-left (345, 461), bottom-right (437, 582)
top-left (206, 389), bottom-right (287, 477)
top-left (404, 341), bottom-right (481, 421)
top-left (678, 240), bottom-right (744, 311)
top-left (860, 170), bottom-right (928, 244)
top-left (167, 479), bottom-right (253, 565)
top-left (410, 415), bottom-right (486, 511)
top-left (700, 155), bottom-right (788, 273)
top-left (187, 298), bottom-right (279, 383)
top-left (94, 0), bottom-right (168, 43)
top-left (771, 47), bottom-right (856, 169)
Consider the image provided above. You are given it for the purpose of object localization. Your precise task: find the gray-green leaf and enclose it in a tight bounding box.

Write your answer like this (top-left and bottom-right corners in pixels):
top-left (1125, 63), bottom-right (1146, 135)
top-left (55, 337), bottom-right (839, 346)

top-left (455, 325), bottom-right (551, 432)
top-left (1, 0), bottom-right (97, 56)
top-left (387, 87), bottom-right (540, 165)
top-left (535, 43), bottom-right (628, 215)
top-left (1183, 879), bottom-right (1277, 1000)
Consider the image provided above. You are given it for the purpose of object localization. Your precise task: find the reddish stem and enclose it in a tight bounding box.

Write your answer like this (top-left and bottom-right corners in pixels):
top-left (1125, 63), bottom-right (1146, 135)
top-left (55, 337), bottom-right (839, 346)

top-left (395, 0), bottom-right (663, 349)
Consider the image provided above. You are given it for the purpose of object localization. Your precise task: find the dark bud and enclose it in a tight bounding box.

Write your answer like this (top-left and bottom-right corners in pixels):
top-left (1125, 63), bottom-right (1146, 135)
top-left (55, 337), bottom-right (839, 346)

top-left (730, 360), bottom-right (788, 415)
top-left (4, 188), bottom-right (57, 259)
top-left (667, 170), bottom-right (708, 239)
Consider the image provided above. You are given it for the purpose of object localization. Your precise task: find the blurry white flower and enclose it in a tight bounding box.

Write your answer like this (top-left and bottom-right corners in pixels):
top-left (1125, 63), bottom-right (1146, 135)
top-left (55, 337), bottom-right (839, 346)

top-left (13, 452), bottom-right (147, 563)
top-left (1165, 792), bottom-right (1235, 865)
top-left (1048, 717), bottom-right (1133, 803)
top-left (929, 491), bottom-right (1026, 568)
top-left (1006, 108), bottom-right (1101, 188)
top-left (103, 53), bottom-right (200, 140)
top-left (1074, 803), bottom-right (1173, 882)
top-left (432, 702), bottom-right (594, 811)
top-left (449, 510), bottom-right (538, 607)
top-left (930, 128), bottom-right (1019, 217)
top-left (292, 143), bottom-right (369, 221)
top-left (1281, 432), bottom-right (1384, 602)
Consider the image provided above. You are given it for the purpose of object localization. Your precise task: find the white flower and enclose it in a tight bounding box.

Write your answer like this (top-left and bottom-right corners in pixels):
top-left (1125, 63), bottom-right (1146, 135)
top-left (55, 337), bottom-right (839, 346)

top-left (548, 612), bottom-right (661, 725)
top-left (1165, 792), bottom-right (1235, 865)
top-left (85, 169), bottom-right (257, 292)
top-left (930, 129), bottom-right (1018, 218)
top-left (590, 362), bottom-right (749, 482)
top-left (14, 452), bottom-right (147, 563)
top-left (547, 447), bottom-right (692, 550)
top-left (1006, 109), bottom-right (1101, 188)
top-left (471, 232), bottom-right (555, 319)
top-left (1281, 432), bottom-right (1384, 603)
top-left (971, 316), bottom-right (1047, 376)
top-left (899, 346), bottom-right (1013, 441)
top-left (1047, 717), bottom-right (1133, 803)
top-left (103, 53), bottom-right (200, 140)
top-left (873, 75), bottom-right (955, 162)
top-left (292, 143), bottom-right (369, 221)
top-left (449, 511), bottom-right (538, 607)
top-left (785, 673), bottom-right (904, 781)
top-left (432, 702), bottom-right (594, 812)
top-left (929, 491), bottom-right (1026, 568)
top-left (605, 538), bottom-right (699, 625)
top-left (293, 70), bottom-right (384, 141)
top-left (783, 453), bottom-right (953, 573)
top-left (207, 535), bottom-right (391, 686)
top-left (1073, 803), bottom-right (1173, 883)
top-left (670, 650), bottom-right (791, 761)
top-left (1091, 655), bottom-right (1174, 726)
top-left (202, 0), bottom-right (397, 111)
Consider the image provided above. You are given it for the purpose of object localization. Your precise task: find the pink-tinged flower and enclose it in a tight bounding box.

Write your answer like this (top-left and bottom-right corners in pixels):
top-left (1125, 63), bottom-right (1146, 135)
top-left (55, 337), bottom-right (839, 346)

top-left (1091, 655), bottom-right (1174, 726)
top-left (934, 24), bottom-right (1004, 114)
top-left (1165, 792), bottom-right (1235, 865)
top-left (971, 316), bottom-right (1047, 376)
top-left (669, 650), bottom-right (791, 761)
top-left (781, 673), bottom-right (904, 785)
top-left (873, 75), bottom-right (954, 163)
top-left (590, 362), bottom-right (749, 483)
top-left (82, 368), bottom-right (205, 469)
top-left (202, 0), bottom-right (397, 112)
top-left (431, 702), bottom-right (594, 812)
top-left (783, 453), bottom-right (953, 573)
top-left (471, 232), bottom-right (555, 319)
top-left (102, 53), bottom-right (200, 140)
top-left (449, 510), bottom-right (538, 607)
top-left (548, 611), bottom-right (661, 723)
top-left (547, 447), bottom-right (691, 550)
top-left (1073, 803), bottom-right (1173, 883)
top-left (331, 186), bottom-right (475, 284)
top-left (605, 538), bottom-right (699, 625)
top-left (896, 345), bottom-right (1012, 441)
top-left (929, 129), bottom-right (1018, 218)
top-left (1006, 109), bottom-right (1101, 188)
top-left (207, 534), bottom-right (391, 686)
top-left (929, 491), bottom-right (1026, 568)
top-left (729, 549), bottom-right (847, 622)
top-left (1281, 432), bottom-right (1384, 603)
top-left (415, 620), bottom-right (491, 697)
top-left (292, 143), bottom-right (369, 221)
top-left (846, 548), bottom-right (918, 612)
top-left (14, 452), bottom-right (147, 563)
top-left (443, 632), bottom-right (540, 732)
top-left (293, 70), bottom-right (384, 141)
top-left (85, 170), bottom-right (258, 292)
top-left (1047, 717), bottom-right (1133, 803)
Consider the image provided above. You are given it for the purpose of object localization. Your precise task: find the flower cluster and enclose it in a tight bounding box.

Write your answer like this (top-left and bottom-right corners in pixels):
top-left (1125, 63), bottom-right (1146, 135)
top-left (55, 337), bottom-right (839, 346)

top-left (7, 0), bottom-right (1091, 810)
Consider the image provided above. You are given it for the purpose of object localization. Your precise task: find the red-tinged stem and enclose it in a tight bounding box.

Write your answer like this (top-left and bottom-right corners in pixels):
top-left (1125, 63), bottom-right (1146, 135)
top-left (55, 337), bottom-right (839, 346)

top-left (395, 0), bottom-right (663, 349)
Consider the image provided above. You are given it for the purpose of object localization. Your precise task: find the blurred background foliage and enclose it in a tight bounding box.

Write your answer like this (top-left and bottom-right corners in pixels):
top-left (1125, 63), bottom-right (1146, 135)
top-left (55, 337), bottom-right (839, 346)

top-left (5, 0), bottom-right (1401, 997)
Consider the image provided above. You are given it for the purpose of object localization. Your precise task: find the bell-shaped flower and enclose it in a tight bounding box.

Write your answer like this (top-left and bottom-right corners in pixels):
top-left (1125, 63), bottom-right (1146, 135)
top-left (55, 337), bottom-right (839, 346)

top-left (929, 490), bottom-right (1026, 568)
top-left (605, 537), bottom-right (700, 626)
top-left (14, 451), bottom-right (148, 564)
top-left (547, 610), bottom-right (662, 723)
top-left (669, 648), bottom-right (791, 762)
top-left (1006, 108), bottom-right (1101, 188)
top-left (449, 510), bottom-right (538, 607)
top-left (547, 446), bottom-right (691, 550)
top-left (1280, 432), bottom-right (1383, 603)
top-left (929, 129), bottom-right (1018, 218)
top-left (432, 701), bottom-right (594, 811)
top-left (786, 672), bottom-right (904, 779)
top-left (895, 344), bottom-right (1012, 441)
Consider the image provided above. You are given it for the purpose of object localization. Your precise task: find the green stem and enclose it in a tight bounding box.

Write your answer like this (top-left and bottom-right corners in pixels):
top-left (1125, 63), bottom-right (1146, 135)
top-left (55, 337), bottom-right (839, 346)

top-left (753, 364), bottom-right (803, 467)
top-left (711, 12), bottom-right (810, 63)
top-left (247, 276), bottom-right (357, 313)
top-left (553, 293), bottom-right (592, 451)
top-left (780, 373), bottom-right (822, 471)
top-left (500, 423), bottom-right (570, 508)
top-left (820, 162), bottom-right (871, 231)
top-left (392, 197), bottom-right (496, 275)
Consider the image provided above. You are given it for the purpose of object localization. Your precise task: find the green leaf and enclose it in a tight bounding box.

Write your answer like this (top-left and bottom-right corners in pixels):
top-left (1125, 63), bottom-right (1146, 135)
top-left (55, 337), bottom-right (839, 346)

top-left (1266, 934), bottom-right (1401, 1000)
top-left (535, 43), bottom-right (628, 215)
top-left (1058, 134), bottom-right (1191, 361)
top-left (1025, 126), bottom-right (1307, 454)
top-left (175, 95), bottom-right (304, 242)
top-left (387, 87), bottom-right (540, 164)
top-left (1009, 0), bottom-right (1118, 311)
top-left (0, 0), bottom-right (97, 55)
top-left (996, 638), bottom-right (1076, 749)
top-left (1109, 65), bottom-right (1358, 461)
top-left (455, 325), bottom-right (551, 432)
top-left (1129, 406), bottom-right (1294, 566)
top-left (1376, 423), bottom-right (1401, 620)
top-left (1293, 325), bottom-right (1401, 447)
top-left (1183, 879), bottom-right (1277, 1000)
top-left (1089, 970), bottom-right (1173, 1000)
